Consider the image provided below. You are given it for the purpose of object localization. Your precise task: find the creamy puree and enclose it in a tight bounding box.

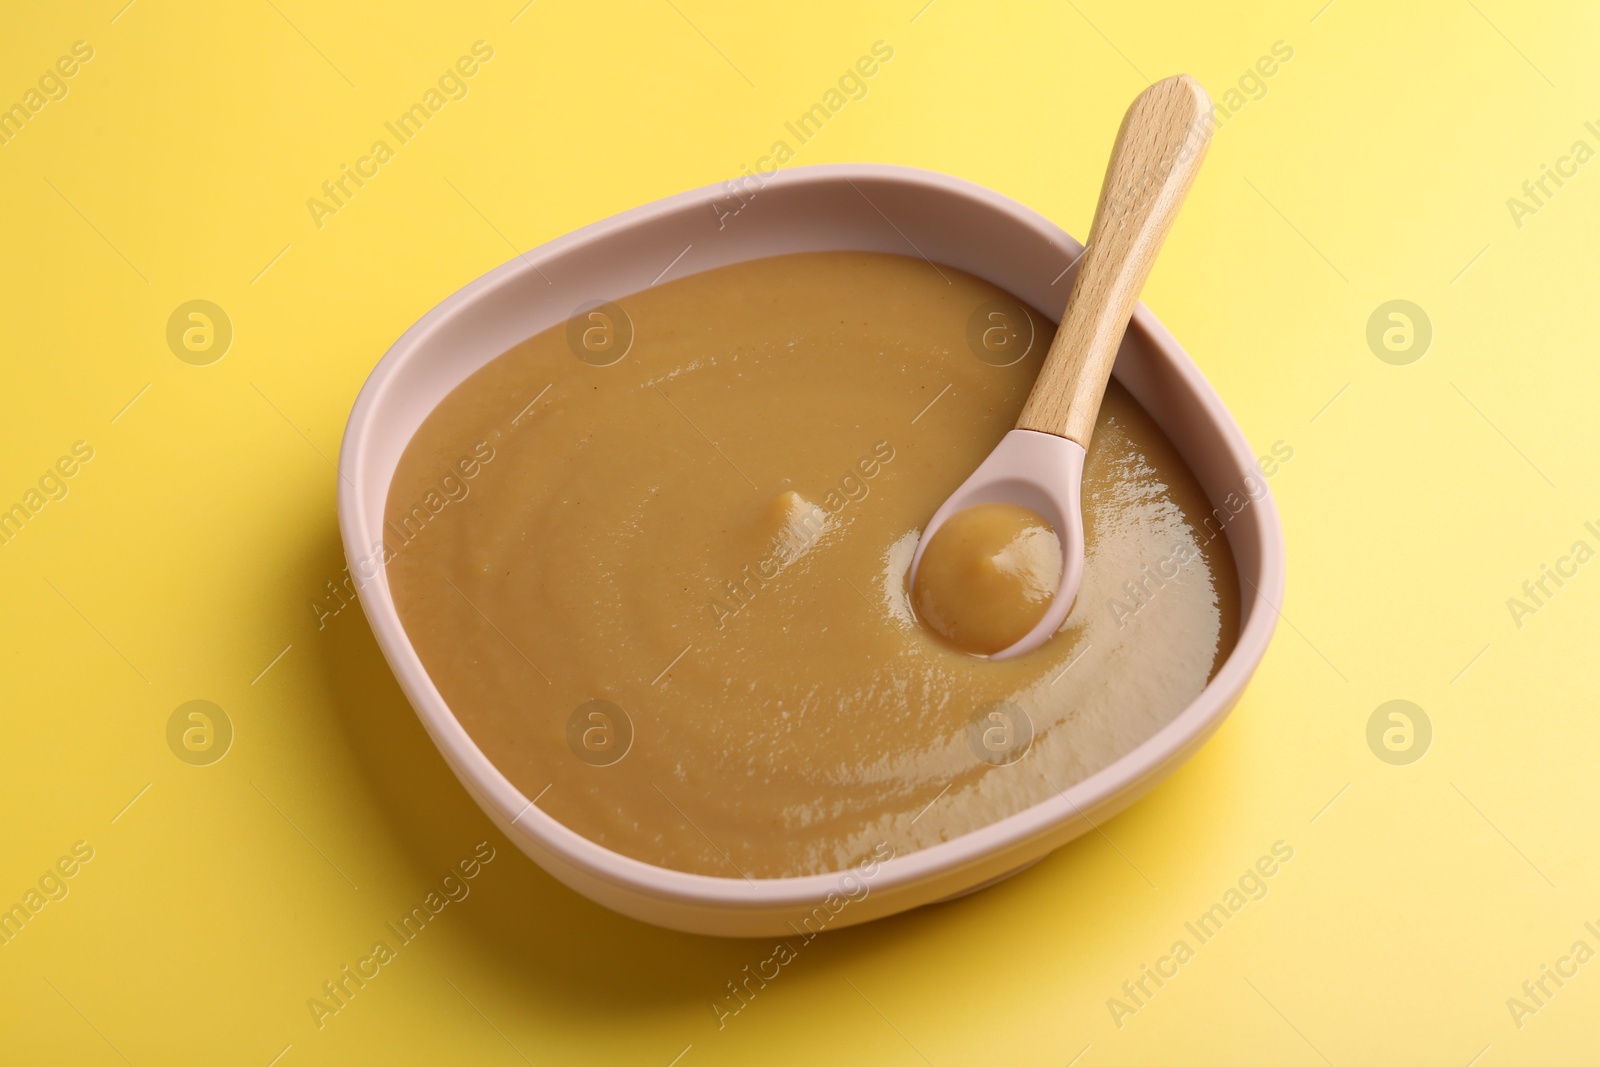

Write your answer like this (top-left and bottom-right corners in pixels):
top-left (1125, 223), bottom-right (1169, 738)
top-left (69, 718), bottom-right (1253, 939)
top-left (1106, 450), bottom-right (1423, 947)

top-left (386, 251), bottom-right (1238, 879)
top-left (912, 503), bottom-right (1062, 655)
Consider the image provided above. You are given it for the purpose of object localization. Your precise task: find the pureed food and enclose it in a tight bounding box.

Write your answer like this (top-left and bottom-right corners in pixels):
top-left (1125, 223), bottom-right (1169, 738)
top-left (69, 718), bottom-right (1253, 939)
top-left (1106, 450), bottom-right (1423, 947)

top-left (912, 502), bottom-right (1064, 656)
top-left (386, 252), bottom-right (1239, 879)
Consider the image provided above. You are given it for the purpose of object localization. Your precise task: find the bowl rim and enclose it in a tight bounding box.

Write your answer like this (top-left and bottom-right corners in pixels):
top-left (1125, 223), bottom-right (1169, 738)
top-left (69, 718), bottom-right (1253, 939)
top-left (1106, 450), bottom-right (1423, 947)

top-left (337, 161), bottom-right (1286, 912)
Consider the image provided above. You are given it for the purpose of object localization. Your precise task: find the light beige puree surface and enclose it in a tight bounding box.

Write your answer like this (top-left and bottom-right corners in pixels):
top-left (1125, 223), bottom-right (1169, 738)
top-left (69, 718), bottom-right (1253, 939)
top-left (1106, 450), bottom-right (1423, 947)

top-left (386, 251), bottom-right (1238, 878)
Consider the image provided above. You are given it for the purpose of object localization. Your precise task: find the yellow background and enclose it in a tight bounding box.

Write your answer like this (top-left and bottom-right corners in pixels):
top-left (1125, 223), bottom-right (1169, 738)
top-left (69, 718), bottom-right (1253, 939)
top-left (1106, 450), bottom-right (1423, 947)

top-left (3, 0), bottom-right (1597, 1063)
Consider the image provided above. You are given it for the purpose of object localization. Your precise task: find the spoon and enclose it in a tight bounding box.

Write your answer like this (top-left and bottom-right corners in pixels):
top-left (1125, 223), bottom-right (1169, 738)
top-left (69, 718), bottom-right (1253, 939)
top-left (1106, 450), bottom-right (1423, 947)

top-left (909, 74), bottom-right (1214, 660)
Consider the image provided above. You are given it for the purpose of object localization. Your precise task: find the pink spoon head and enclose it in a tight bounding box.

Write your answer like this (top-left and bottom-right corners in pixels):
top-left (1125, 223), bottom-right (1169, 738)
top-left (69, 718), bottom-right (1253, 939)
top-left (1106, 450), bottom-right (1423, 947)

top-left (908, 428), bottom-right (1087, 661)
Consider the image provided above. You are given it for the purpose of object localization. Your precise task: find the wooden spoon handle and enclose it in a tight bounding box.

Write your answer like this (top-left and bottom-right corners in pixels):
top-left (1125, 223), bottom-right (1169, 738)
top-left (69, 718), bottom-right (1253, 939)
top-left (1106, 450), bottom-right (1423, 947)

top-left (1016, 75), bottom-right (1213, 445)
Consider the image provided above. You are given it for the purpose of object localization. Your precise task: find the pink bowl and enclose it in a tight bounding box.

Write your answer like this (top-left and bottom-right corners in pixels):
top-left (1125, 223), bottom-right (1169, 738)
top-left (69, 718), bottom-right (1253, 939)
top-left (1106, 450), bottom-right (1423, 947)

top-left (337, 163), bottom-right (1286, 937)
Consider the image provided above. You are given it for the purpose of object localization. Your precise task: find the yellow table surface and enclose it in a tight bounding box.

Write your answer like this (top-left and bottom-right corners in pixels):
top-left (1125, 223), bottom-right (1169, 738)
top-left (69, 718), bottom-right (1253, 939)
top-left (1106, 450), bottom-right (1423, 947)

top-left (4, 1), bottom-right (1598, 1063)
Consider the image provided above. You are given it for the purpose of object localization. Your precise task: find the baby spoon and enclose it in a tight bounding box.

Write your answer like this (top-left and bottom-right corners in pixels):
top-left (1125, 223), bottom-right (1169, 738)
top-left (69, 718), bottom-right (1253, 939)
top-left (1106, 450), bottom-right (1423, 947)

top-left (909, 74), bottom-right (1214, 660)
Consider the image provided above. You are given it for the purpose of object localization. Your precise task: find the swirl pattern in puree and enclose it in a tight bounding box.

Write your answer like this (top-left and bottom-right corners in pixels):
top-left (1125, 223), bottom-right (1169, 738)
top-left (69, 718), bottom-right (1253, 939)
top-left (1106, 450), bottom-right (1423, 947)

top-left (386, 251), bottom-right (1238, 878)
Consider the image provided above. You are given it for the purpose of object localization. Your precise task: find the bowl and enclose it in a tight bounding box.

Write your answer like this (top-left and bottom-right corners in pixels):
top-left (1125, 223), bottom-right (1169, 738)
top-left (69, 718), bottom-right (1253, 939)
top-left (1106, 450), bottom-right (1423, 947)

top-left (337, 163), bottom-right (1286, 937)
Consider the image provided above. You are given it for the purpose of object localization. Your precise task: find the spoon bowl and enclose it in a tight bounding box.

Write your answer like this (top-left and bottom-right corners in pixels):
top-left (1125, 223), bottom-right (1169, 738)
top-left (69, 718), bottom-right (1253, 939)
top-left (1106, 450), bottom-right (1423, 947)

top-left (907, 429), bottom-right (1086, 660)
